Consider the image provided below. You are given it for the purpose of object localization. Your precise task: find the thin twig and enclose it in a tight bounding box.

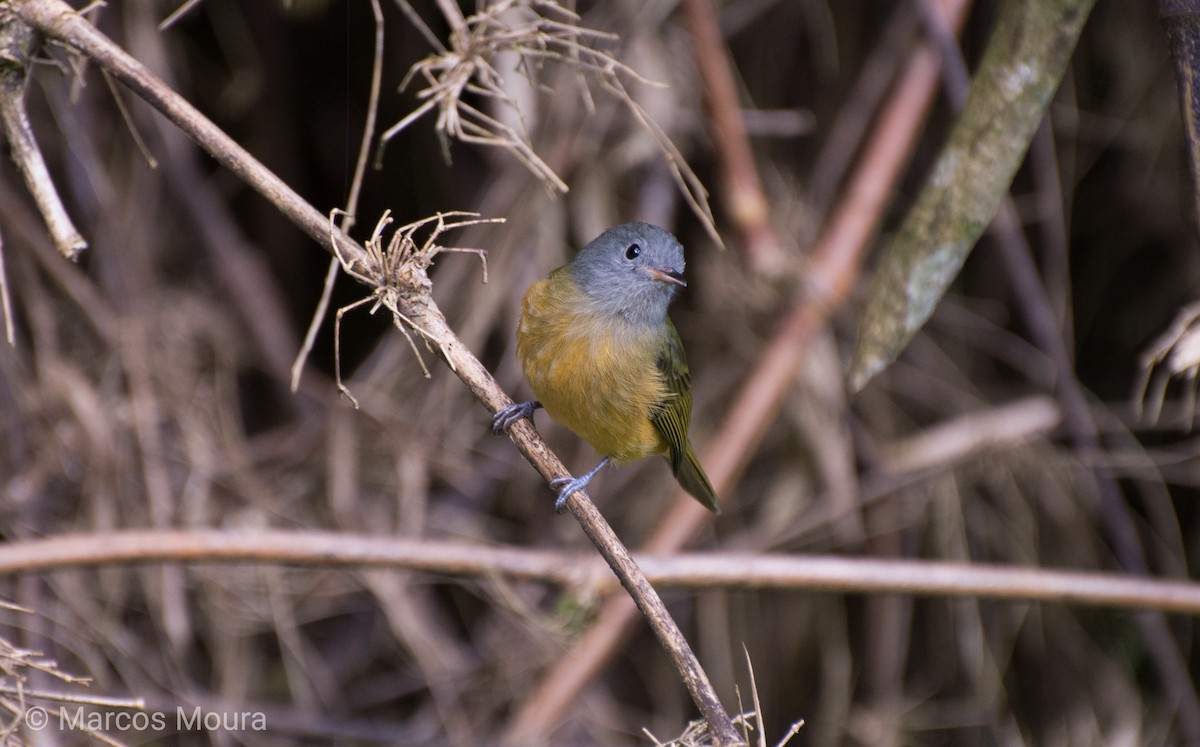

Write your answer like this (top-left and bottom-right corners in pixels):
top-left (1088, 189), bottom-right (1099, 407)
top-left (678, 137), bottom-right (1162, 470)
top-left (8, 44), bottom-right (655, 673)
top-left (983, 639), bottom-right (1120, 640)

top-left (0, 687), bottom-right (145, 710)
top-left (606, 71), bottom-right (720, 244)
top-left (158, 0), bottom-right (204, 31)
top-left (0, 11), bottom-right (87, 259)
top-left (100, 69), bottom-right (158, 168)
top-left (291, 0), bottom-right (386, 392)
top-left (291, 257), bottom-right (340, 393)
top-left (743, 644), bottom-right (766, 747)
top-left (393, 0), bottom-right (447, 52)
top-left (0, 227), bottom-right (12, 345)
top-left (342, 0), bottom-right (385, 238)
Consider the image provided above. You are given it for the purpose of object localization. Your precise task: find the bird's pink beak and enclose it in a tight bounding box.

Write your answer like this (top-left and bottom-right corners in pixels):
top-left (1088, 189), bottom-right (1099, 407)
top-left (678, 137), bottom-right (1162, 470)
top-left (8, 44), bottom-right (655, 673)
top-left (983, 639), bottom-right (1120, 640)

top-left (643, 267), bottom-right (687, 287)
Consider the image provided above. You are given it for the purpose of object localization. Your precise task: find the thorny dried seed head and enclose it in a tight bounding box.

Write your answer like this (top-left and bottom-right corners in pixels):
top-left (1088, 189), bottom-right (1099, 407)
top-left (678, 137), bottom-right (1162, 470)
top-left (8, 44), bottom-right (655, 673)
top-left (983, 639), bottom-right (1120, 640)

top-left (347, 209), bottom-right (497, 300)
top-left (330, 210), bottom-right (501, 406)
top-left (383, 1), bottom-right (639, 192)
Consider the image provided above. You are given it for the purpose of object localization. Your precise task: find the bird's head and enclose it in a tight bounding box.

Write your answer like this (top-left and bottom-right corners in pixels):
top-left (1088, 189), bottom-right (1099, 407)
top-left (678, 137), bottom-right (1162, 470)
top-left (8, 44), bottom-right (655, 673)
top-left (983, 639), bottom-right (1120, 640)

top-left (569, 222), bottom-right (688, 327)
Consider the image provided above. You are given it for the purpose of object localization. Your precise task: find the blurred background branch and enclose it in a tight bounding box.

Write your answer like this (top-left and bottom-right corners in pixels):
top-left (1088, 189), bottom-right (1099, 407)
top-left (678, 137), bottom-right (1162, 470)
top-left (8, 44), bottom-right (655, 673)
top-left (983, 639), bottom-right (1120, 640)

top-left (2, 529), bottom-right (1200, 614)
top-left (1160, 0), bottom-right (1200, 231)
top-left (849, 0), bottom-right (1097, 389)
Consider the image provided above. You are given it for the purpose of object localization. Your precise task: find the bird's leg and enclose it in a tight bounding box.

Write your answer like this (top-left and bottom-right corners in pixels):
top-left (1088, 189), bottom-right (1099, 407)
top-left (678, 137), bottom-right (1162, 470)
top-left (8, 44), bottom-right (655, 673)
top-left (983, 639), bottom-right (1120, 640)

top-left (491, 400), bottom-right (542, 434)
top-left (550, 457), bottom-right (611, 512)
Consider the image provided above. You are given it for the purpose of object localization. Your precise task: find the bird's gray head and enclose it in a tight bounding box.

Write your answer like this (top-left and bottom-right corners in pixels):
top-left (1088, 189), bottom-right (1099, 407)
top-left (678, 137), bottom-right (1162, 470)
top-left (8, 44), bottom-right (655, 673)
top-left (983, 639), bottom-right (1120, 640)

top-left (568, 222), bottom-right (687, 328)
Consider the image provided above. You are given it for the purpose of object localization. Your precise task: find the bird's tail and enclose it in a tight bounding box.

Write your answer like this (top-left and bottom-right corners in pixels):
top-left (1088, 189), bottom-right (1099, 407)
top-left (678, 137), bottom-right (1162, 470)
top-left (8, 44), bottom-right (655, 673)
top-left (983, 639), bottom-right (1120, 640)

top-left (674, 445), bottom-right (720, 514)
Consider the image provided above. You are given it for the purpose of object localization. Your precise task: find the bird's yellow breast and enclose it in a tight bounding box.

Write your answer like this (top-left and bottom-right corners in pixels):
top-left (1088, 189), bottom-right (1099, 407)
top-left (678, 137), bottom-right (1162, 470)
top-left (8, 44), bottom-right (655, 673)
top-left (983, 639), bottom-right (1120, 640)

top-left (517, 276), bottom-right (670, 464)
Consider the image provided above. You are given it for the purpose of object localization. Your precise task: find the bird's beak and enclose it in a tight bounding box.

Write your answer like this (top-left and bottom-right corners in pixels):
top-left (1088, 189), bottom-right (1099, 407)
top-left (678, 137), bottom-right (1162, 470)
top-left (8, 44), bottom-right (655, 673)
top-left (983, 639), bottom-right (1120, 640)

top-left (642, 267), bottom-right (687, 287)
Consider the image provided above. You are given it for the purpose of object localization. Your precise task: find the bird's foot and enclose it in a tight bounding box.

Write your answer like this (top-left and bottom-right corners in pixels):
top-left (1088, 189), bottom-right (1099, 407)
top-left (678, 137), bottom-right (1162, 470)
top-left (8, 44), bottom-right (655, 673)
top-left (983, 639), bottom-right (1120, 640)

top-left (550, 457), bottom-right (610, 513)
top-left (550, 475), bottom-right (590, 512)
top-left (492, 400), bottom-right (542, 434)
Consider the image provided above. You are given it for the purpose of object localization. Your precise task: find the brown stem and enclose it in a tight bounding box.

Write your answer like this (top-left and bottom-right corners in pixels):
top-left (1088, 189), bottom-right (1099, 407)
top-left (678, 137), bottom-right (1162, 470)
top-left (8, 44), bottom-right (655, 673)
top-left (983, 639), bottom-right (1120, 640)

top-left (0, 12), bottom-right (86, 259)
top-left (1160, 0), bottom-right (1200, 232)
top-left (0, 530), bottom-right (1198, 613)
top-left (679, 0), bottom-right (783, 274)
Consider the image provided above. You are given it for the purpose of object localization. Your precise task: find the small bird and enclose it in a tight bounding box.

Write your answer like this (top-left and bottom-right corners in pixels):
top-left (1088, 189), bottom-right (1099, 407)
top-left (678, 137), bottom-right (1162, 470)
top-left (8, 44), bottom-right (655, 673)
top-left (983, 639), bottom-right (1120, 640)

top-left (493, 221), bottom-right (719, 513)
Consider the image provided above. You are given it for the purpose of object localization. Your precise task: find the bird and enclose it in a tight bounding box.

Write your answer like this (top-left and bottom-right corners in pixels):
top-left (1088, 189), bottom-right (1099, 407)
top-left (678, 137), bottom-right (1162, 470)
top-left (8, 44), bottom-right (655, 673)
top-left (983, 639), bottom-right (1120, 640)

top-left (492, 221), bottom-right (719, 513)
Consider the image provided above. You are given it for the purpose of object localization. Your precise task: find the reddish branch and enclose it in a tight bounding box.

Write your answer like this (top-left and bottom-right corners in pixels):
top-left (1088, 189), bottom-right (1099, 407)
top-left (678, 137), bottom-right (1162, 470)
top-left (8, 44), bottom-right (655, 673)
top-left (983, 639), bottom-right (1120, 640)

top-left (679, 0), bottom-right (784, 273)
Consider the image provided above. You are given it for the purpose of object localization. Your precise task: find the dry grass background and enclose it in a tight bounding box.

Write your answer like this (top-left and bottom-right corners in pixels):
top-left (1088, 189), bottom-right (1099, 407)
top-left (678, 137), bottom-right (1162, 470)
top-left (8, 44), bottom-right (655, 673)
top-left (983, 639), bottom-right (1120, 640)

top-left (0, 0), bottom-right (1197, 745)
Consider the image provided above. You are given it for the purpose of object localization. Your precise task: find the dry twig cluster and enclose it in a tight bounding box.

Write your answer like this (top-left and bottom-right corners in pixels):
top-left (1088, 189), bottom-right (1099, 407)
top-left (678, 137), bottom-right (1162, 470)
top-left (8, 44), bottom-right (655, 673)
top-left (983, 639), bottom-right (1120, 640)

top-left (328, 209), bottom-right (494, 403)
top-left (384, 0), bottom-right (718, 239)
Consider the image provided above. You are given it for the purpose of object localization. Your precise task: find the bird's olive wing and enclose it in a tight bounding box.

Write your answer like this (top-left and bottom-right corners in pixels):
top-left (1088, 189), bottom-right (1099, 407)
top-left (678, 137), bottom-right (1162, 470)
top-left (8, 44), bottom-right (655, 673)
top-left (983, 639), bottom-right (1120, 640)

top-left (649, 320), bottom-right (693, 472)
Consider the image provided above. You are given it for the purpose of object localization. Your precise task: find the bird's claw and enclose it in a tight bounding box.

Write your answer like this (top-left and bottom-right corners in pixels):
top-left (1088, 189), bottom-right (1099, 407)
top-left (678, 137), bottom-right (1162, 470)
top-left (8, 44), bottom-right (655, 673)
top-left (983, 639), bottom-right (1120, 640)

top-left (548, 457), bottom-right (610, 513)
top-left (550, 475), bottom-right (591, 512)
top-left (492, 401), bottom-right (541, 434)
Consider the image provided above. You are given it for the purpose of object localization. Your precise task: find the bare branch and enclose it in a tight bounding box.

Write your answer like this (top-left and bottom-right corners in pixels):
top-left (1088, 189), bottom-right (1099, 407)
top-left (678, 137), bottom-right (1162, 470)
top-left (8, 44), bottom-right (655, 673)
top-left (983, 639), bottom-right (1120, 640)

top-left (0, 11), bottom-right (86, 259)
top-left (0, 530), bottom-right (1197, 615)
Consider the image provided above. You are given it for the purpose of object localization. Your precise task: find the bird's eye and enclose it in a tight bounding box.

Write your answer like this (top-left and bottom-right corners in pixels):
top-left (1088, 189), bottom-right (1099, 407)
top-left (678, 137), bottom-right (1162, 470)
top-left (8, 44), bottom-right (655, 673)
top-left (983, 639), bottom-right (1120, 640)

top-left (625, 243), bottom-right (641, 260)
